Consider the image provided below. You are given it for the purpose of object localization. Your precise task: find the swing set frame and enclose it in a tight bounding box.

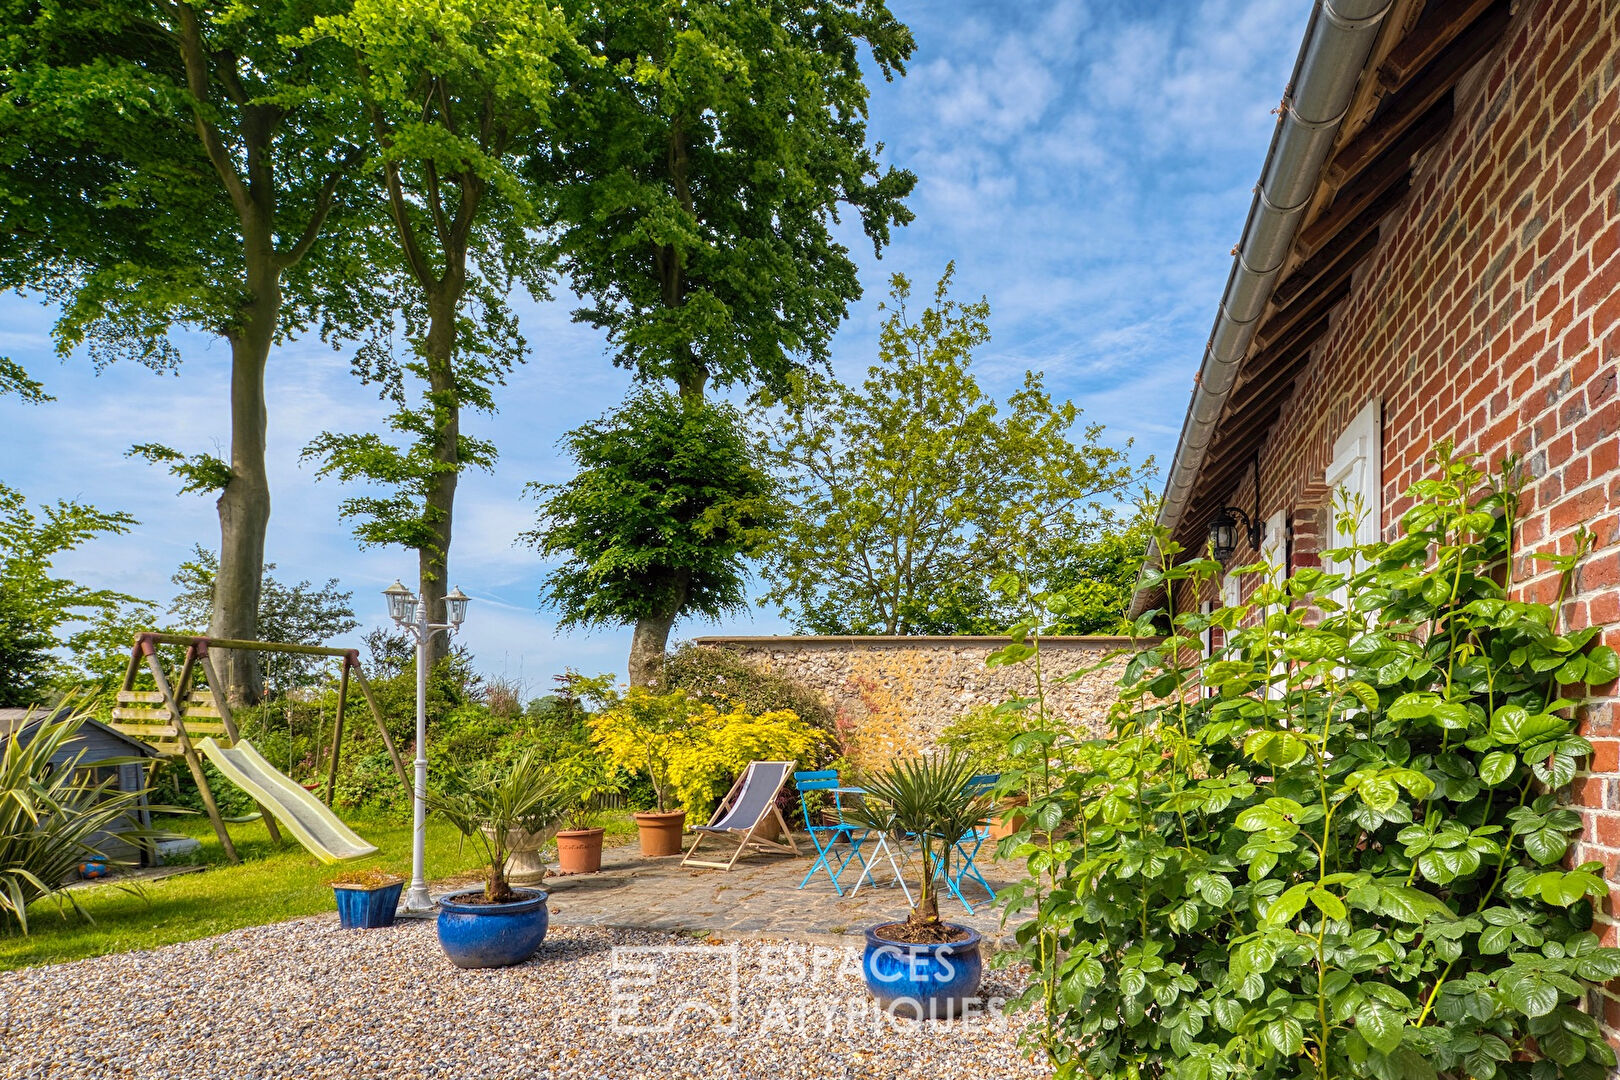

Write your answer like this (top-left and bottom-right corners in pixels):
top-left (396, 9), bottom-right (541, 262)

top-left (113, 633), bottom-right (411, 864)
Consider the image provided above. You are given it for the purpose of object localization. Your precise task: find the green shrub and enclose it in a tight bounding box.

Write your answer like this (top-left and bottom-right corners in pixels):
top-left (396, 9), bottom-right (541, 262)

top-left (664, 644), bottom-right (837, 733)
top-left (998, 447), bottom-right (1620, 1080)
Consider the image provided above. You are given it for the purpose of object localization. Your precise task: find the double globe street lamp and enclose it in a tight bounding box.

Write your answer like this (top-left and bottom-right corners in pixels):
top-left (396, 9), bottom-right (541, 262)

top-left (382, 579), bottom-right (470, 913)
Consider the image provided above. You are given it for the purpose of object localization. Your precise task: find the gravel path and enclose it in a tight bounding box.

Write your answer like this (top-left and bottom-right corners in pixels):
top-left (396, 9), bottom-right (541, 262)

top-left (0, 916), bottom-right (1051, 1079)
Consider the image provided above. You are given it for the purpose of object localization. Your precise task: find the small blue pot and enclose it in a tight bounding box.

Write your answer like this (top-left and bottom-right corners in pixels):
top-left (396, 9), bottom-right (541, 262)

top-left (435, 888), bottom-right (549, 969)
top-left (862, 923), bottom-right (984, 1019)
top-left (333, 881), bottom-right (404, 929)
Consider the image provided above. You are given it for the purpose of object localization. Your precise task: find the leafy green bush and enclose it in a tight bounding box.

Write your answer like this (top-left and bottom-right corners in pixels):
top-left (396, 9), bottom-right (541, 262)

top-left (998, 448), bottom-right (1620, 1080)
top-left (940, 703), bottom-right (1053, 776)
top-left (664, 644), bottom-right (837, 734)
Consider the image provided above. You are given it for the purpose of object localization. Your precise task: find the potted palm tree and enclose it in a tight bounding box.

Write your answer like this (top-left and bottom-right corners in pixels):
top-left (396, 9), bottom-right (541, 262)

top-left (846, 751), bottom-right (995, 1018)
top-left (425, 749), bottom-right (562, 968)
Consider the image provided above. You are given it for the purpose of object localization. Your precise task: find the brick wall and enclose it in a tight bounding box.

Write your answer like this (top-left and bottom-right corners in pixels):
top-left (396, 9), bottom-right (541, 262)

top-left (690, 635), bottom-right (1134, 774)
top-left (1173, 0), bottom-right (1620, 1030)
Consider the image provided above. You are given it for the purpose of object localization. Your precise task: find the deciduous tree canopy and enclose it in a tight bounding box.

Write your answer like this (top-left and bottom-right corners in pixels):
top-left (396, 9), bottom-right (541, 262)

top-left (761, 265), bottom-right (1154, 635)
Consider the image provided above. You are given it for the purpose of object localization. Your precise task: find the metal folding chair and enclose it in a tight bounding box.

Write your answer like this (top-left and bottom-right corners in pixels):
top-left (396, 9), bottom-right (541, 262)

top-left (794, 770), bottom-right (868, 896)
top-left (938, 772), bottom-right (998, 914)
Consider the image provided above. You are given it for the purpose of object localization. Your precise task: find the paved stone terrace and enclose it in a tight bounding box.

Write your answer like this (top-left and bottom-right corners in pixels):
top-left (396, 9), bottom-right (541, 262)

top-left (537, 832), bottom-right (1026, 946)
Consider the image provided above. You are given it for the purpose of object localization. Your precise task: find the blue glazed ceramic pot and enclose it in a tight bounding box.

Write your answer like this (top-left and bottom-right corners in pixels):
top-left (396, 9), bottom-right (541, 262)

top-left (332, 880), bottom-right (404, 929)
top-left (862, 923), bottom-right (984, 1019)
top-left (435, 888), bottom-right (549, 969)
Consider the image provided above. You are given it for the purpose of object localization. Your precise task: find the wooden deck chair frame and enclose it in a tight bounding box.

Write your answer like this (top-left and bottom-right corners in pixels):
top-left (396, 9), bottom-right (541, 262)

top-left (680, 761), bottom-right (801, 871)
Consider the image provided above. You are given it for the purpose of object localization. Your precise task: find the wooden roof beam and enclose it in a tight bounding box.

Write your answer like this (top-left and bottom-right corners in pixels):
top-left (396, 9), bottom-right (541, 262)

top-left (1274, 175), bottom-right (1412, 305)
top-left (1328, 0), bottom-right (1511, 185)
top-left (1376, 0), bottom-right (1501, 90)
top-left (1297, 94), bottom-right (1452, 256)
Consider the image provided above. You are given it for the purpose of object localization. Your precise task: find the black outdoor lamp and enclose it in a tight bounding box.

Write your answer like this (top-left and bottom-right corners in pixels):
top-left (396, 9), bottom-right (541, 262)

top-left (1208, 454), bottom-right (1266, 562)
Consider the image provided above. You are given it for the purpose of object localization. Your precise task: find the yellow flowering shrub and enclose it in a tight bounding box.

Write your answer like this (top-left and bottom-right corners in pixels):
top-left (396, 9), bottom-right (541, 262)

top-left (588, 686), bottom-right (826, 817)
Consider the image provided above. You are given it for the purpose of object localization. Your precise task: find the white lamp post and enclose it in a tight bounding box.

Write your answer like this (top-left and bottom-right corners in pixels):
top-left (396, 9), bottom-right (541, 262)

top-left (384, 579), bottom-right (470, 913)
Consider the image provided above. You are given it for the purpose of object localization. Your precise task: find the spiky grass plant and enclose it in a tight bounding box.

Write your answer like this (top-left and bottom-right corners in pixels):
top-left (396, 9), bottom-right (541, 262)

top-left (850, 750), bottom-right (994, 938)
top-left (1, 705), bottom-right (171, 933)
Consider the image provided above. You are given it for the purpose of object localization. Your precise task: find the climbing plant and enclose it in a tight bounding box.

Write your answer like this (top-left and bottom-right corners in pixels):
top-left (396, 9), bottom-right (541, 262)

top-left (996, 446), bottom-right (1620, 1080)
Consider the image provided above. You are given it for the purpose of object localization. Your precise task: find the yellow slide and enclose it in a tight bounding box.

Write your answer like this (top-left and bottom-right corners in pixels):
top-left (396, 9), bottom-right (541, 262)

top-left (196, 738), bottom-right (378, 863)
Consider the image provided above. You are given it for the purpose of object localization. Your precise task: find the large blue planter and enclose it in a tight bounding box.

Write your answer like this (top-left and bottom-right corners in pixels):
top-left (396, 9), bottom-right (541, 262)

top-left (333, 881), bottom-right (404, 929)
top-left (435, 888), bottom-right (550, 969)
top-left (862, 923), bottom-right (984, 1019)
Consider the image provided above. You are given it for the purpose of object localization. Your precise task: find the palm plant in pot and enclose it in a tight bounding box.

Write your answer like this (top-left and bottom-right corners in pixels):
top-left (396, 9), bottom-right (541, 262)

top-left (424, 749), bottom-right (562, 968)
top-left (846, 750), bottom-right (995, 1017)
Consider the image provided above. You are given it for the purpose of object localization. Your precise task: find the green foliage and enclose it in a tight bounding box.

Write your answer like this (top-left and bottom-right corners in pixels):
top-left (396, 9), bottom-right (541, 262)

top-left (0, 483), bottom-right (137, 706)
top-left (846, 750), bottom-right (993, 926)
top-left (761, 265), bottom-right (1153, 634)
top-left (538, 0), bottom-right (916, 398)
top-left (1036, 501), bottom-right (1159, 635)
top-left (125, 444), bottom-right (233, 496)
top-left (939, 705), bottom-right (1051, 777)
top-left (997, 446), bottom-right (1620, 1080)
top-left (581, 679), bottom-right (827, 816)
top-left (299, 0), bottom-right (575, 563)
top-left (166, 545), bottom-right (358, 695)
top-left (663, 643), bottom-right (837, 735)
top-left (524, 389), bottom-right (779, 630)
top-left (1, 705), bottom-right (173, 933)
top-left (0, 357), bottom-right (50, 403)
top-left (0, 0), bottom-right (377, 364)
top-left (424, 748), bottom-right (563, 901)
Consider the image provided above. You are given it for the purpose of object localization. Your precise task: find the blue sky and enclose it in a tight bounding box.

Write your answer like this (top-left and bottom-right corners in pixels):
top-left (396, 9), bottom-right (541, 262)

top-left (0, 0), bottom-right (1305, 697)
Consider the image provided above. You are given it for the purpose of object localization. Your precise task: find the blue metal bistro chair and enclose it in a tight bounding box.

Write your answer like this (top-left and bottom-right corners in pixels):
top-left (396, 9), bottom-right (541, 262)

top-left (794, 769), bottom-right (868, 896)
top-left (939, 772), bottom-right (999, 914)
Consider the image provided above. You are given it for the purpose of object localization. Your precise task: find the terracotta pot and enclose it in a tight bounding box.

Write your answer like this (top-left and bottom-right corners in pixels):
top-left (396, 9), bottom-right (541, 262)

top-left (634, 809), bottom-right (687, 857)
top-left (988, 795), bottom-right (1029, 842)
top-left (555, 827), bottom-right (605, 875)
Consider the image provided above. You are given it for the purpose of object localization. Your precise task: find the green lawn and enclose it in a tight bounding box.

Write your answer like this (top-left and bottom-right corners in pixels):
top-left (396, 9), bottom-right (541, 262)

top-left (0, 810), bottom-right (487, 970)
top-left (2, 806), bottom-right (644, 971)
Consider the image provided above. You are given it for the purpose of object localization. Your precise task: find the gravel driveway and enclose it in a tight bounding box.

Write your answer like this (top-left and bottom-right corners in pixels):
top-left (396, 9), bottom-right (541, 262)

top-left (0, 916), bottom-right (1051, 1079)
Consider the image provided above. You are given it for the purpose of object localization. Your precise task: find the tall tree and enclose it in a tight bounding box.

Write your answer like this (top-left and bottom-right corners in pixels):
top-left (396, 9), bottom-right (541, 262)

top-left (299, 0), bottom-right (574, 668)
top-left (0, 0), bottom-right (375, 704)
top-left (762, 266), bottom-right (1155, 635)
top-left (0, 483), bottom-right (137, 705)
top-left (167, 545), bottom-right (358, 694)
top-left (533, 0), bottom-right (915, 671)
top-left (524, 390), bottom-right (778, 686)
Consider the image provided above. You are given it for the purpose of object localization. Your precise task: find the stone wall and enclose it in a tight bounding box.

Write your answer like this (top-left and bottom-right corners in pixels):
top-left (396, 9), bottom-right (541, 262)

top-left (690, 635), bottom-right (1137, 773)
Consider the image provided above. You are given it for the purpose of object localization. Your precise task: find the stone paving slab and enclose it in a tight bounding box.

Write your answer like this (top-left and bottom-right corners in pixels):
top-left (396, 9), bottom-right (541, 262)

top-left (540, 832), bottom-right (1027, 948)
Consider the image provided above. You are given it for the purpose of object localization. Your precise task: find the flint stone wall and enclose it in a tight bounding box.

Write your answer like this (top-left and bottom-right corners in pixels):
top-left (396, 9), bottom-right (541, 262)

top-left (689, 635), bottom-right (1138, 760)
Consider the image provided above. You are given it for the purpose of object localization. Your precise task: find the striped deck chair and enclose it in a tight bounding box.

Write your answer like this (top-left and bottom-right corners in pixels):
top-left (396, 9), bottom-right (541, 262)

top-left (680, 761), bottom-right (801, 871)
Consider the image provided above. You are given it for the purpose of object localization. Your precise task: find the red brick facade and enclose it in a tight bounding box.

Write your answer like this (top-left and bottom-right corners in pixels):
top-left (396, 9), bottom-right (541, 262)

top-left (1174, 0), bottom-right (1620, 1026)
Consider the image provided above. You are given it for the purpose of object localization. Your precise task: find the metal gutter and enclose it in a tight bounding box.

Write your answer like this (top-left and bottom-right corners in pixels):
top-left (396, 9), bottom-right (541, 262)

top-left (1130, 0), bottom-right (1394, 617)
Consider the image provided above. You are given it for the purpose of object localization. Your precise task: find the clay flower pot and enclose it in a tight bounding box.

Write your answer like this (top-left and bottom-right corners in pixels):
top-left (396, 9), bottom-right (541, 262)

top-left (633, 809), bottom-right (687, 857)
top-left (987, 795), bottom-right (1029, 841)
top-left (555, 827), bottom-right (605, 875)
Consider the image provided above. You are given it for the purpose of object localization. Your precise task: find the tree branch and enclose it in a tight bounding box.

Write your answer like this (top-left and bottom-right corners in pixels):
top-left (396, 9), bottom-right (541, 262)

top-left (175, 3), bottom-right (249, 217)
top-left (278, 143), bottom-right (367, 270)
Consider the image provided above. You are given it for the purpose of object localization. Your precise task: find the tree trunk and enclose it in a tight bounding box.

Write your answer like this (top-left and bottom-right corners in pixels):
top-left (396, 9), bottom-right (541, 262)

top-left (210, 252), bottom-right (281, 706)
top-left (628, 570), bottom-right (688, 687)
top-left (418, 283), bottom-right (462, 673)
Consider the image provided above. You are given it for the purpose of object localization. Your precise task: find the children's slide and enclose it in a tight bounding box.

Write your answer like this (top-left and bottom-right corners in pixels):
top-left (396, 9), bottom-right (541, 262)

top-left (196, 737), bottom-right (378, 863)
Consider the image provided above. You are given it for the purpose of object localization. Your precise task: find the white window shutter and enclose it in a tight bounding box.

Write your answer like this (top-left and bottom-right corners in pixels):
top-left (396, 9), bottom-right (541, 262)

top-left (1325, 398), bottom-right (1383, 550)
